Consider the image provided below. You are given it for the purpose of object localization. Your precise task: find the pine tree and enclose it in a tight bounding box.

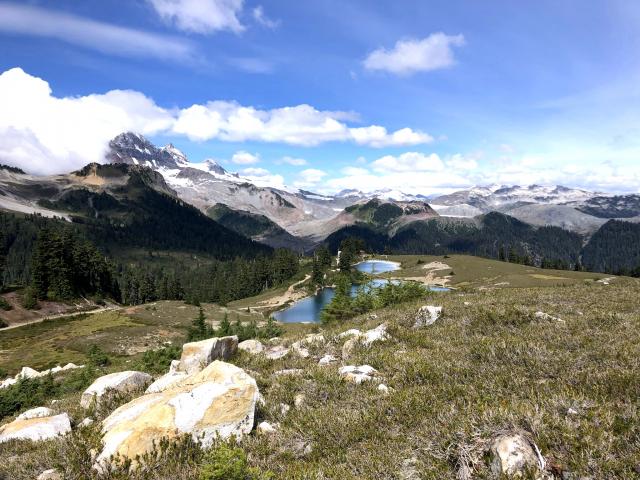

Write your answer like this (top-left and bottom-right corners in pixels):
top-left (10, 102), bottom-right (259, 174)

top-left (188, 306), bottom-right (212, 341)
top-left (311, 256), bottom-right (324, 286)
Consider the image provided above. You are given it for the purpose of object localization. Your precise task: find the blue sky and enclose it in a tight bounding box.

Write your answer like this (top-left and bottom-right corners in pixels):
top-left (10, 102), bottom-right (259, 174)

top-left (1, 0), bottom-right (639, 194)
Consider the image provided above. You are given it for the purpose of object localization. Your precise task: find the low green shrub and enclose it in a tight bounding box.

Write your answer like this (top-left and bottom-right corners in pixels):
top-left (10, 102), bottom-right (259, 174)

top-left (0, 298), bottom-right (12, 311)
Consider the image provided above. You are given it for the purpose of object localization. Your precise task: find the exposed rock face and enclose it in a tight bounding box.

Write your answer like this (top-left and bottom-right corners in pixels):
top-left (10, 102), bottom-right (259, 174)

top-left (339, 365), bottom-right (378, 384)
top-left (238, 339), bottom-right (265, 354)
top-left (414, 305), bottom-right (443, 327)
top-left (145, 371), bottom-right (189, 394)
top-left (16, 406), bottom-right (54, 421)
top-left (0, 413), bottom-right (71, 443)
top-left (178, 336), bottom-right (238, 375)
top-left (80, 371), bottom-right (153, 408)
top-left (96, 361), bottom-right (259, 470)
top-left (490, 434), bottom-right (542, 477)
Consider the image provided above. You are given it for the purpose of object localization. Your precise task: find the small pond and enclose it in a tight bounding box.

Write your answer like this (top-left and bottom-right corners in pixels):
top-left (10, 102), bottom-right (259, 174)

top-left (354, 260), bottom-right (401, 274)
top-left (272, 279), bottom-right (449, 323)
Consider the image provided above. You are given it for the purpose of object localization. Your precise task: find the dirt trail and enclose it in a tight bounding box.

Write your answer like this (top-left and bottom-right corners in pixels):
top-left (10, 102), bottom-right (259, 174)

top-left (255, 274), bottom-right (311, 309)
top-left (1, 306), bottom-right (119, 331)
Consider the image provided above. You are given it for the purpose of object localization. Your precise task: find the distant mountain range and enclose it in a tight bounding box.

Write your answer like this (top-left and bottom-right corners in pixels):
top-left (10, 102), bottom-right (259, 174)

top-left (1, 131), bottom-right (639, 272)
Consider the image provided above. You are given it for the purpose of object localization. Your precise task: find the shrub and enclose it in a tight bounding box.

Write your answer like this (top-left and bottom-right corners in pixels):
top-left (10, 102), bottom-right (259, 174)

top-left (137, 345), bottom-right (182, 374)
top-left (199, 443), bottom-right (272, 480)
top-left (87, 344), bottom-right (110, 367)
top-left (0, 297), bottom-right (11, 311)
top-left (21, 287), bottom-right (38, 310)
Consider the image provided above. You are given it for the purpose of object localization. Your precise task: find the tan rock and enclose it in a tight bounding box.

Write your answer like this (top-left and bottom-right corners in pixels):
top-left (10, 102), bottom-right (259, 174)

top-left (37, 469), bottom-right (62, 480)
top-left (178, 336), bottom-right (238, 374)
top-left (264, 345), bottom-right (289, 360)
top-left (339, 365), bottom-right (378, 384)
top-left (238, 339), bottom-right (264, 354)
top-left (341, 337), bottom-right (359, 360)
top-left (490, 433), bottom-right (542, 478)
top-left (80, 371), bottom-right (153, 408)
top-left (16, 406), bottom-right (54, 421)
top-left (145, 371), bottom-right (189, 394)
top-left (0, 413), bottom-right (71, 443)
top-left (257, 421), bottom-right (278, 434)
top-left (96, 361), bottom-right (258, 470)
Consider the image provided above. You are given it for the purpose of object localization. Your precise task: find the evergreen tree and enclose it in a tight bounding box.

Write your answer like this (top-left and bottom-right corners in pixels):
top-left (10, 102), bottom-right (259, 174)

top-left (187, 306), bottom-right (212, 341)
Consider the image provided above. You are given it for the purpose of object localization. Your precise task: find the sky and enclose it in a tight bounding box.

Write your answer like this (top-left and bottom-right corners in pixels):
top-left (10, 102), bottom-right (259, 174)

top-left (1, 0), bottom-right (640, 195)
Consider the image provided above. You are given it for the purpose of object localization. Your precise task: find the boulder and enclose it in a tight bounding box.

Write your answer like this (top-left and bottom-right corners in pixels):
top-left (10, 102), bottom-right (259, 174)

top-left (178, 336), bottom-right (238, 375)
top-left (339, 365), bottom-right (378, 384)
top-left (95, 361), bottom-right (259, 470)
top-left (257, 421), bottom-right (277, 435)
top-left (291, 341), bottom-right (310, 358)
top-left (79, 417), bottom-right (95, 428)
top-left (80, 371), bottom-right (153, 408)
top-left (378, 384), bottom-right (390, 395)
top-left (291, 333), bottom-right (325, 358)
top-left (0, 413), bottom-right (71, 443)
top-left (414, 305), bottom-right (442, 327)
top-left (490, 434), bottom-right (542, 477)
top-left (361, 324), bottom-right (389, 346)
top-left (16, 406), bottom-right (54, 421)
top-left (274, 369), bottom-right (304, 377)
top-left (238, 339), bottom-right (264, 354)
top-left (337, 328), bottom-right (361, 339)
top-left (294, 393), bottom-right (306, 408)
top-left (17, 366), bottom-right (40, 379)
top-left (341, 337), bottom-right (359, 360)
top-left (264, 345), bottom-right (289, 360)
top-left (145, 371), bottom-right (189, 394)
top-left (318, 354), bottom-right (337, 366)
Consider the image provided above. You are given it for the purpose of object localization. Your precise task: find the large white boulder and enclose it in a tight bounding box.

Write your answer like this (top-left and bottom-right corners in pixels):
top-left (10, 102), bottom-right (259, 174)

top-left (178, 336), bottom-right (238, 375)
top-left (0, 413), bottom-right (71, 443)
top-left (414, 305), bottom-right (442, 327)
top-left (238, 339), bottom-right (264, 354)
top-left (80, 371), bottom-right (153, 408)
top-left (16, 366), bottom-right (40, 380)
top-left (490, 433), bottom-right (543, 477)
top-left (361, 324), bottom-right (389, 346)
top-left (145, 371), bottom-right (189, 394)
top-left (339, 365), bottom-right (378, 384)
top-left (95, 361), bottom-right (259, 470)
top-left (16, 406), bottom-right (54, 421)
top-left (264, 345), bottom-right (289, 360)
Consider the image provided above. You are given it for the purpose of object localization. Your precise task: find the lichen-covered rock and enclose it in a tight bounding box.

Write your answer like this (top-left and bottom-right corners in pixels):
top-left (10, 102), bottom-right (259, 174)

top-left (238, 339), bottom-right (264, 354)
top-left (264, 345), bottom-right (289, 360)
top-left (339, 365), bottom-right (378, 384)
top-left (16, 406), bottom-right (54, 421)
top-left (414, 305), bottom-right (442, 327)
top-left (178, 336), bottom-right (238, 374)
top-left (0, 413), bottom-right (71, 443)
top-left (490, 433), bottom-right (542, 477)
top-left (80, 371), bottom-right (153, 408)
top-left (95, 361), bottom-right (259, 470)
top-left (145, 371), bottom-right (189, 394)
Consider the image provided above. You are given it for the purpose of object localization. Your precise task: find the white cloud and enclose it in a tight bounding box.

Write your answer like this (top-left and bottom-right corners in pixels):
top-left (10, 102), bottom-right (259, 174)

top-left (279, 156), bottom-right (307, 166)
top-left (371, 152), bottom-right (445, 173)
top-left (0, 68), bottom-right (173, 175)
top-left (240, 167), bottom-right (286, 189)
top-left (350, 126), bottom-right (433, 147)
top-left (231, 150), bottom-right (260, 164)
top-left (147, 0), bottom-right (244, 34)
top-left (364, 33), bottom-right (465, 75)
top-left (0, 3), bottom-right (195, 62)
top-left (446, 153), bottom-right (479, 170)
top-left (173, 102), bottom-right (430, 147)
top-left (252, 6), bottom-right (280, 29)
top-left (341, 166), bottom-right (369, 176)
top-left (294, 168), bottom-right (327, 188)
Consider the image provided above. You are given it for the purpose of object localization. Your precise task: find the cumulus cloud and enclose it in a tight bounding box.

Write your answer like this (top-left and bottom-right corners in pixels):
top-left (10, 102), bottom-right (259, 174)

top-left (252, 6), bottom-right (280, 29)
top-left (240, 167), bottom-right (286, 189)
top-left (0, 3), bottom-right (195, 62)
top-left (0, 68), bottom-right (433, 174)
top-left (341, 166), bottom-right (369, 176)
top-left (231, 150), bottom-right (260, 164)
top-left (147, 0), bottom-right (244, 34)
top-left (0, 68), bottom-right (173, 175)
top-left (294, 168), bottom-right (328, 188)
top-left (371, 152), bottom-right (445, 173)
top-left (446, 153), bottom-right (479, 170)
top-left (364, 33), bottom-right (465, 75)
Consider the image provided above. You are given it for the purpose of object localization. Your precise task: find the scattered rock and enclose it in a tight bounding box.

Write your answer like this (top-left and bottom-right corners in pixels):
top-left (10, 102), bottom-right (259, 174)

top-left (96, 361), bottom-right (259, 471)
top-left (16, 406), bottom-right (54, 421)
top-left (490, 433), bottom-right (542, 478)
top-left (294, 393), bottom-right (306, 408)
top-left (145, 371), bottom-right (189, 394)
top-left (37, 469), bottom-right (62, 480)
top-left (341, 337), bottom-right (359, 360)
top-left (378, 384), bottom-right (390, 395)
top-left (318, 354), bottom-right (337, 366)
top-left (339, 365), bottom-right (378, 384)
top-left (567, 407), bottom-right (579, 416)
top-left (264, 345), bottom-right (290, 360)
top-left (238, 339), bottom-right (265, 354)
top-left (291, 341), bottom-right (310, 358)
top-left (257, 421), bottom-right (278, 435)
top-left (0, 413), bottom-right (71, 443)
top-left (279, 403), bottom-right (291, 416)
top-left (535, 311), bottom-right (564, 323)
top-left (80, 371), bottom-right (153, 408)
top-left (414, 305), bottom-right (442, 327)
top-left (16, 366), bottom-right (40, 379)
top-left (79, 417), bottom-right (95, 428)
top-left (178, 336), bottom-right (238, 375)
top-left (361, 324), bottom-right (389, 346)
top-left (337, 328), bottom-right (362, 339)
